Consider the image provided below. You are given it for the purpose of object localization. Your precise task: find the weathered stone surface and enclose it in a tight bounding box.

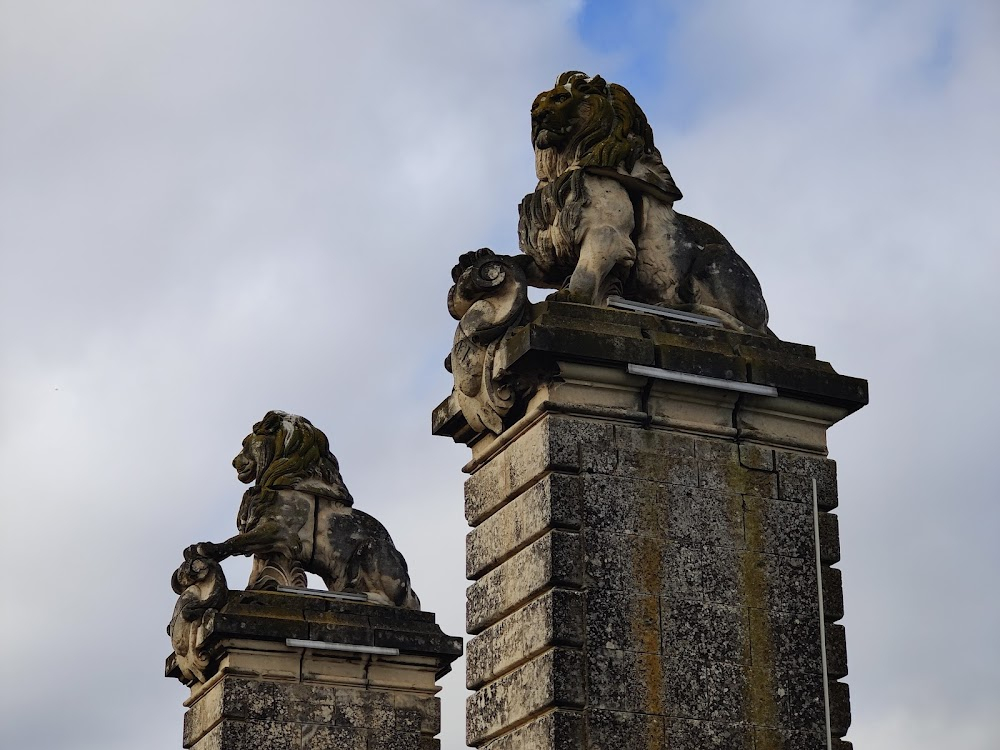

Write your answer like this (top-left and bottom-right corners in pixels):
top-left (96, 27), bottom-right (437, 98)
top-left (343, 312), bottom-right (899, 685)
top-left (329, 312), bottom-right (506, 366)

top-left (587, 648), bottom-right (664, 714)
top-left (482, 709), bottom-right (583, 750)
top-left (587, 709), bottom-right (663, 749)
top-left (191, 719), bottom-right (304, 750)
top-left (749, 609), bottom-right (822, 674)
top-left (662, 599), bottom-right (749, 664)
top-left (588, 590), bottom-right (660, 653)
top-left (466, 589), bottom-right (584, 689)
top-left (744, 553), bottom-right (817, 614)
top-left (467, 473), bottom-right (582, 578)
top-left (172, 590), bottom-right (459, 750)
top-left (614, 425), bottom-right (699, 487)
top-left (436, 305), bottom-right (865, 747)
top-left (466, 649), bottom-right (585, 745)
top-left (829, 679), bottom-right (852, 737)
top-left (825, 623), bottom-right (848, 679)
top-left (467, 530), bottom-right (583, 633)
top-left (753, 726), bottom-right (827, 750)
top-left (739, 442), bottom-right (775, 471)
top-left (584, 530), bottom-right (668, 593)
top-left (819, 512), bottom-right (841, 564)
top-left (665, 718), bottom-right (753, 749)
top-left (697, 439), bottom-right (779, 498)
top-left (582, 474), bottom-right (662, 535)
top-left (744, 496), bottom-right (814, 558)
top-left (822, 566), bottom-right (845, 622)
top-left (662, 485), bottom-right (745, 549)
top-left (776, 451), bottom-right (839, 510)
top-left (464, 416), bottom-right (617, 524)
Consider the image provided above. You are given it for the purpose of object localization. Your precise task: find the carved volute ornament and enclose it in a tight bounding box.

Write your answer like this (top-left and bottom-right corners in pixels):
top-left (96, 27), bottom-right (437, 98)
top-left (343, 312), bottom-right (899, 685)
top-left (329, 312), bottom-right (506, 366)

top-left (446, 248), bottom-right (532, 434)
top-left (168, 412), bottom-right (421, 682)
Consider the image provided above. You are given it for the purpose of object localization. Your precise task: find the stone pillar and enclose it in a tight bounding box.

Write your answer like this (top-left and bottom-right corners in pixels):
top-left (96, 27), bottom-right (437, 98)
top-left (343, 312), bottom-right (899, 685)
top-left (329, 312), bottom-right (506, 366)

top-left (167, 589), bottom-right (462, 749)
top-left (434, 301), bottom-right (867, 750)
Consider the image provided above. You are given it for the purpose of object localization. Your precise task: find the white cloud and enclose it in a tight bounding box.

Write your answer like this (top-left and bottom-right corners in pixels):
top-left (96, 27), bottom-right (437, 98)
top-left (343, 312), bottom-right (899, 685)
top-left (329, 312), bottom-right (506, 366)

top-left (1, 1), bottom-right (996, 748)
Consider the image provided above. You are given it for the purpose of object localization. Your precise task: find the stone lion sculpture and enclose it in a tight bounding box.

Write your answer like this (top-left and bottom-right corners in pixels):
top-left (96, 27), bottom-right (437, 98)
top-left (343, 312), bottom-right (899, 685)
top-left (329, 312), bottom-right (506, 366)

top-left (518, 71), bottom-right (771, 334)
top-left (193, 410), bottom-right (420, 609)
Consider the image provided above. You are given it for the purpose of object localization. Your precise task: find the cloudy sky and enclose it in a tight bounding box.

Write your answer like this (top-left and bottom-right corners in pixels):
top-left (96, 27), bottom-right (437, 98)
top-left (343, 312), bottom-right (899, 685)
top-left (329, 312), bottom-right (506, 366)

top-left (1, 1), bottom-right (997, 748)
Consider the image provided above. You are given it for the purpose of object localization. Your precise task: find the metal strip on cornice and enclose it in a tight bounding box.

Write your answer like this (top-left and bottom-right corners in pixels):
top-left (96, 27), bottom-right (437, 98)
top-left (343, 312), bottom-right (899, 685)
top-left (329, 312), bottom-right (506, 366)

top-left (285, 639), bottom-right (400, 656)
top-left (276, 586), bottom-right (369, 602)
top-left (607, 296), bottom-right (723, 327)
top-left (627, 363), bottom-right (778, 397)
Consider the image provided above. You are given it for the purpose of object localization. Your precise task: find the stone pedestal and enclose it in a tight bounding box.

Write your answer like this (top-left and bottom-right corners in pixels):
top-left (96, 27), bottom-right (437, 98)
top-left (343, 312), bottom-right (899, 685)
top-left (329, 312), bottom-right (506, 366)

top-left (434, 302), bottom-right (867, 750)
top-left (167, 589), bottom-right (462, 749)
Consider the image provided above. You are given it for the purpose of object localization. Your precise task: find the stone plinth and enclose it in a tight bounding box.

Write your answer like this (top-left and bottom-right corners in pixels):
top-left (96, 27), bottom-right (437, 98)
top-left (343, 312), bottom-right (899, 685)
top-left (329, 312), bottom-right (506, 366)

top-left (434, 301), bottom-right (867, 750)
top-left (167, 589), bottom-right (462, 749)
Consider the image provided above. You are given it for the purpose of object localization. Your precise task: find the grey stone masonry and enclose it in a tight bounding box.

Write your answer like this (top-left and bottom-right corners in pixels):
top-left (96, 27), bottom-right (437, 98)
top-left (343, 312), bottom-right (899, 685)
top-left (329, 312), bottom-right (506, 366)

top-left (167, 590), bottom-right (462, 750)
top-left (434, 301), bottom-right (867, 749)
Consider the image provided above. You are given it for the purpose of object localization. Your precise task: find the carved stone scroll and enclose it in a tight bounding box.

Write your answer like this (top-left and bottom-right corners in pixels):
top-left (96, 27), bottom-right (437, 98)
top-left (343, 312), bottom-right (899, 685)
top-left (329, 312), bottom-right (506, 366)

top-left (446, 248), bottom-right (532, 434)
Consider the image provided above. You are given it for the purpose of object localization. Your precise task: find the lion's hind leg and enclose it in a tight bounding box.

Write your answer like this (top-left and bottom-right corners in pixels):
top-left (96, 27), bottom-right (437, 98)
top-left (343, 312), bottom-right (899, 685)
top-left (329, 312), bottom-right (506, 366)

top-left (687, 243), bottom-right (770, 334)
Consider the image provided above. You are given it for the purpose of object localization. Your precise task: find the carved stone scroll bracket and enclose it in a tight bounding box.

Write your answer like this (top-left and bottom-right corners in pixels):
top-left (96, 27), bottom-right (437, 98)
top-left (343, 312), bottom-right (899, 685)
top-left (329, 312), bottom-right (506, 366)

top-left (446, 248), bottom-right (534, 434)
top-left (167, 544), bottom-right (229, 685)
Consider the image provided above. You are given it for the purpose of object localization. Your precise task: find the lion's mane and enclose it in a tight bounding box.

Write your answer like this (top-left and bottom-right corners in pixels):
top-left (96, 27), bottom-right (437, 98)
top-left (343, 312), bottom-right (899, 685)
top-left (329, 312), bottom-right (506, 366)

top-left (250, 410), bottom-right (352, 504)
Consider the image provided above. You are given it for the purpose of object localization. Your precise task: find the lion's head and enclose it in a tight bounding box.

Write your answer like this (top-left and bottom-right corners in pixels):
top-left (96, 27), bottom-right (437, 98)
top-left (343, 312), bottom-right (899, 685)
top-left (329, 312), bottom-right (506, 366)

top-left (233, 410), bottom-right (352, 505)
top-left (530, 71), bottom-right (680, 201)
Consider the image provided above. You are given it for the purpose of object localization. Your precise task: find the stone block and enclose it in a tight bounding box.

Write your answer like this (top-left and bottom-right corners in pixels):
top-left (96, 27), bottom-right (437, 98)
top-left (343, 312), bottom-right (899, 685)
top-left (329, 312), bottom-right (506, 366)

top-left (587, 590), bottom-right (660, 654)
top-left (743, 553), bottom-right (817, 614)
top-left (702, 661), bottom-right (749, 722)
top-left (334, 688), bottom-right (395, 732)
top-left (822, 566), bottom-right (845, 622)
top-left (749, 609), bottom-right (822, 675)
top-left (466, 649), bottom-right (585, 745)
top-left (819, 512), bottom-right (841, 564)
top-left (586, 709), bottom-right (663, 748)
top-left (465, 453), bottom-right (511, 525)
top-left (467, 473), bottom-right (583, 578)
top-left (584, 530), bottom-right (667, 593)
top-left (825, 623), bottom-right (848, 679)
top-left (393, 694), bottom-right (440, 735)
top-left (829, 679), bottom-right (852, 737)
top-left (191, 719), bottom-right (304, 750)
top-left (467, 530), bottom-right (583, 633)
top-left (586, 647), bottom-right (664, 714)
top-left (581, 474), bottom-right (662, 536)
top-left (614, 425), bottom-right (699, 487)
top-left (671, 544), bottom-right (743, 606)
top-left (661, 486), bottom-right (745, 549)
top-left (466, 589), bottom-right (584, 689)
top-left (744, 496), bottom-right (814, 558)
top-left (781, 670), bottom-right (826, 733)
top-left (753, 726), bottom-right (827, 750)
top-left (776, 452), bottom-right (838, 510)
top-left (664, 718), bottom-right (753, 749)
top-left (697, 438), bottom-right (778, 498)
top-left (298, 724), bottom-right (367, 750)
top-left (662, 599), bottom-right (749, 664)
top-left (739, 442), bottom-right (775, 471)
top-left (480, 709), bottom-right (583, 750)
top-left (368, 732), bottom-right (425, 750)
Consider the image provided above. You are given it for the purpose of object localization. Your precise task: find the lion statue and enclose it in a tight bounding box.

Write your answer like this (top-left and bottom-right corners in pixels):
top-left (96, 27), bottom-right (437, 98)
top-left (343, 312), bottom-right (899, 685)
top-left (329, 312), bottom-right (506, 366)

top-left (518, 71), bottom-right (771, 335)
top-left (194, 410), bottom-right (420, 609)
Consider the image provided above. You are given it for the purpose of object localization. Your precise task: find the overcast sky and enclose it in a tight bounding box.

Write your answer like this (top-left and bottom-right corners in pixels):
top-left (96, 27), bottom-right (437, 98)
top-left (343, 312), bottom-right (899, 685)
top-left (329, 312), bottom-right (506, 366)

top-left (1, 1), bottom-right (997, 748)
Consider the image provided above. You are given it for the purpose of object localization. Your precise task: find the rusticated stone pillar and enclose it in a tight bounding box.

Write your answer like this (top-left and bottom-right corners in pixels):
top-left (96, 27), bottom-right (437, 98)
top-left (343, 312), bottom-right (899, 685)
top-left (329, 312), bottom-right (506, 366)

top-left (434, 301), bottom-right (867, 750)
top-left (167, 589), bottom-right (462, 749)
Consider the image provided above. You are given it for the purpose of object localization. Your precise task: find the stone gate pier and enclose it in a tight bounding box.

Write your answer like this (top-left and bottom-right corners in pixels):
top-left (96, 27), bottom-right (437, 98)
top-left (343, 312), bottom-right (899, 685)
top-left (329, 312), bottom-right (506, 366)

top-left (435, 301), bottom-right (867, 749)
